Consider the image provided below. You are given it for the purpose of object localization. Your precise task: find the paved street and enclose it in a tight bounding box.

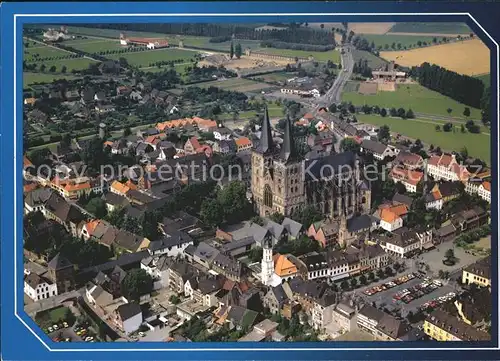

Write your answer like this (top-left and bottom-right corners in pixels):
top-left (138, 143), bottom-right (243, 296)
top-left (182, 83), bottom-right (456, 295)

top-left (24, 290), bottom-right (83, 316)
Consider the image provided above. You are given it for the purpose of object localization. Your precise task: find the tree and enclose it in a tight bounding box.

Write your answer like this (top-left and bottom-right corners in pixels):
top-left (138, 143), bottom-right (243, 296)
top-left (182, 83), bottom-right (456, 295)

top-left (230, 42), bottom-right (234, 59)
top-left (49, 65), bottom-right (57, 72)
top-left (377, 125), bottom-right (390, 143)
top-left (61, 65), bottom-right (67, 73)
top-left (447, 108), bottom-right (452, 115)
top-left (350, 278), bottom-right (358, 289)
top-left (368, 272), bottom-right (375, 282)
top-left (328, 103), bottom-right (337, 113)
top-left (269, 212), bottom-right (285, 224)
top-left (394, 182), bottom-right (407, 194)
top-left (376, 269), bottom-right (385, 279)
top-left (123, 127), bottom-right (132, 137)
top-left (235, 43), bottom-right (242, 59)
top-left (380, 108), bottom-right (387, 117)
top-left (200, 198), bottom-right (224, 227)
top-left (248, 247), bottom-right (263, 263)
top-left (443, 123), bottom-right (453, 132)
top-left (359, 274), bottom-right (367, 285)
top-left (121, 269), bottom-right (154, 301)
top-left (463, 107), bottom-right (471, 117)
top-left (340, 138), bottom-right (360, 153)
top-left (385, 266), bottom-right (394, 276)
top-left (406, 108), bottom-right (415, 119)
top-left (341, 280), bottom-right (349, 290)
top-left (40, 64), bottom-right (46, 72)
top-left (85, 197), bottom-right (107, 218)
top-left (169, 295), bottom-right (181, 305)
top-left (445, 248), bottom-right (455, 262)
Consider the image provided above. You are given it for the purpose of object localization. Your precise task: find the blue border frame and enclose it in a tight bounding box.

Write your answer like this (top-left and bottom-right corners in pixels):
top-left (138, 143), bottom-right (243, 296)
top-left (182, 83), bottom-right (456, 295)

top-left (2, 2), bottom-right (499, 360)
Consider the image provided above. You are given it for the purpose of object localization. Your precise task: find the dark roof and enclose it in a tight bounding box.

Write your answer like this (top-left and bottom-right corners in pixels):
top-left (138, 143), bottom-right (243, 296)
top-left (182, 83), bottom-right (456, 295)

top-left (24, 188), bottom-right (53, 207)
top-left (193, 242), bottom-right (220, 262)
top-left (347, 214), bottom-right (373, 233)
top-left (359, 304), bottom-right (385, 322)
top-left (437, 182), bottom-right (462, 198)
top-left (464, 256), bottom-right (491, 280)
top-left (255, 106), bottom-right (274, 154)
top-left (25, 273), bottom-right (52, 288)
top-left (315, 289), bottom-right (337, 307)
top-left (197, 277), bottom-right (223, 294)
top-left (116, 302), bottom-right (142, 321)
top-left (392, 193), bottom-right (414, 208)
top-left (304, 152), bottom-right (356, 181)
top-left (213, 253), bottom-right (243, 278)
top-left (149, 230), bottom-right (193, 251)
top-left (361, 139), bottom-right (387, 155)
top-left (221, 236), bottom-right (255, 252)
top-left (281, 217), bottom-right (304, 237)
top-left (47, 253), bottom-right (73, 270)
top-left (436, 224), bottom-right (456, 237)
top-left (278, 117), bottom-right (298, 163)
top-left (102, 192), bottom-right (130, 207)
top-left (45, 193), bottom-right (86, 224)
top-left (426, 309), bottom-right (490, 341)
top-left (300, 252), bottom-right (328, 271)
top-left (114, 229), bottom-right (144, 252)
top-left (271, 284), bottom-right (289, 305)
top-left (456, 287), bottom-right (491, 324)
top-left (126, 189), bottom-right (155, 204)
top-left (376, 313), bottom-right (411, 339)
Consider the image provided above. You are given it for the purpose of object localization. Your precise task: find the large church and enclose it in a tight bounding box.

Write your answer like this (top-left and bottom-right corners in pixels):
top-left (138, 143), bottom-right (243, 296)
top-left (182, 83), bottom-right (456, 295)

top-left (250, 107), bottom-right (371, 218)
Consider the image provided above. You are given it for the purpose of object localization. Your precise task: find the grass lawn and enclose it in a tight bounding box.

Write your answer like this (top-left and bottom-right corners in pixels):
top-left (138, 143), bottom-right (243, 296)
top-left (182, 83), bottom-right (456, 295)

top-left (475, 73), bottom-right (491, 88)
top-left (352, 49), bottom-right (387, 69)
top-left (256, 48), bottom-right (340, 63)
top-left (220, 107), bottom-right (284, 121)
top-left (63, 38), bottom-right (124, 53)
top-left (24, 72), bottom-right (79, 86)
top-left (34, 58), bottom-right (99, 72)
top-left (35, 306), bottom-right (71, 329)
top-left (388, 22), bottom-right (472, 35)
top-left (342, 83), bottom-right (482, 119)
top-left (359, 34), bottom-right (438, 50)
top-left (356, 114), bottom-right (491, 164)
top-left (24, 44), bottom-right (69, 61)
top-left (107, 48), bottom-right (195, 67)
top-left (250, 71), bottom-right (295, 83)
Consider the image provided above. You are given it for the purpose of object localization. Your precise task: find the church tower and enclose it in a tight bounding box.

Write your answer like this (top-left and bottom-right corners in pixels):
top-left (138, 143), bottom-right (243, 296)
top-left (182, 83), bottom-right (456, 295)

top-left (251, 110), bottom-right (305, 217)
top-left (261, 238), bottom-right (274, 286)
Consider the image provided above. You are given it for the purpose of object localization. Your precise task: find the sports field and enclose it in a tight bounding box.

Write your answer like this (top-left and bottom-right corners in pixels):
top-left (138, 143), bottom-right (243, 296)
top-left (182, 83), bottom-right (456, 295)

top-left (250, 71), bottom-right (296, 83)
top-left (24, 72), bottom-right (79, 87)
top-left (342, 83), bottom-right (482, 119)
top-left (63, 38), bottom-right (124, 53)
top-left (107, 48), bottom-right (196, 67)
top-left (255, 48), bottom-right (341, 63)
top-left (380, 39), bottom-right (489, 76)
top-left (388, 22), bottom-right (472, 35)
top-left (356, 114), bottom-right (490, 164)
top-left (198, 78), bottom-right (276, 93)
top-left (360, 34), bottom-right (438, 50)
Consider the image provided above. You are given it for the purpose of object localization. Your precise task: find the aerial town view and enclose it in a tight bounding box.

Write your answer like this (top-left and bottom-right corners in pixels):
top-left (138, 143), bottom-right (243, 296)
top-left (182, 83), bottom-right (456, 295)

top-left (22, 22), bottom-right (492, 343)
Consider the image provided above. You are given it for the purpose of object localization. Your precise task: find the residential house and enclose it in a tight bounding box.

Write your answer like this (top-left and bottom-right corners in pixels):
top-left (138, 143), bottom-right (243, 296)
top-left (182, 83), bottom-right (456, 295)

top-left (360, 139), bottom-right (394, 160)
top-left (281, 217), bottom-right (305, 240)
top-left (310, 289), bottom-right (337, 331)
top-left (379, 227), bottom-right (433, 258)
top-left (238, 319), bottom-right (280, 342)
top-left (390, 166), bottom-right (424, 193)
top-left (184, 137), bottom-right (202, 155)
top-left (86, 283), bottom-right (114, 309)
top-left (375, 203), bottom-right (408, 232)
top-left (462, 256), bottom-right (491, 288)
top-left (424, 309), bottom-right (490, 341)
top-left (213, 127), bottom-right (232, 141)
top-left (212, 253), bottom-right (246, 282)
top-left (24, 187), bottom-right (52, 214)
top-left (427, 153), bottom-right (470, 182)
top-left (466, 179), bottom-right (491, 203)
top-left (393, 151), bottom-right (423, 170)
top-left (263, 284), bottom-right (290, 315)
top-left (213, 139), bottom-right (237, 155)
top-left (50, 177), bottom-right (92, 200)
top-left (102, 192), bottom-right (130, 213)
top-left (453, 287), bottom-right (491, 326)
top-left (140, 255), bottom-right (172, 289)
top-left (235, 137), bottom-right (253, 153)
top-left (46, 253), bottom-right (75, 293)
top-left (144, 229), bottom-right (194, 258)
top-left (375, 313), bottom-right (412, 341)
top-left (226, 305), bottom-right (261, 331)
top-left (43, 193), bottom-right (87, 237)
top-left (24, 272), bottom-right (58, 301)
top-left (113, 303), bottom-right (143, 335)
top-left (450, 207), bottom-right (489, 233)
top-left (425, 182), bottom-right (462, 210)
top-left (332, 302), bottom-right (357, 333)
top-left (392, 193), bottom-right (414, 209)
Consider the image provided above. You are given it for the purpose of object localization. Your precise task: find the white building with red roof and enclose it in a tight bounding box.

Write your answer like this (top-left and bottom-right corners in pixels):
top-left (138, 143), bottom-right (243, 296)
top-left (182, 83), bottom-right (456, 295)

top-left (390, 166), bottom-right (424, 193)
top-left (426, 153), bottom-right (470, 182)
top-left (466, 179), bottom-right (491, 203)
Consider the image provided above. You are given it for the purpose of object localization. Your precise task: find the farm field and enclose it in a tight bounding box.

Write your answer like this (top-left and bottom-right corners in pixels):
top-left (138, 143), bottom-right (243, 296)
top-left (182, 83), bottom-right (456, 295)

top-left (24, 72), bottom-right (79, 87)
top-left (356, 114), bottom-right (490, 164)
top-left (220, 107), bottom-right (284, 121)
top-left (360, 34), bottom-right (438, 50)
top-left (198, 78), bottom-right (277, 93)
top-left (475, 73), bottom-right (491, 88)
top-left (342, 83), bottom-right (482, 119)
top-left (351, 49), bottom-right (387, 69)
top-left (380, 39), bottom-right (490, 76)
top-left (388, 22), bottom-right (472, 35)
top-left (256, 48), bottom-right (340, 62)
top-left (107, 48), bottom-right (196, 67)
top-left (31, 58), bottom-right (99, 72)
top-left (63, 38), bottom-right (124, 53)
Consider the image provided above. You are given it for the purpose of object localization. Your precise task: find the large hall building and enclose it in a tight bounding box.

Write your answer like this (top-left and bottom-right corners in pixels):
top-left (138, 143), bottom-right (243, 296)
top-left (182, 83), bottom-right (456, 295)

top-left (250, 107), bottom-right (371, 218)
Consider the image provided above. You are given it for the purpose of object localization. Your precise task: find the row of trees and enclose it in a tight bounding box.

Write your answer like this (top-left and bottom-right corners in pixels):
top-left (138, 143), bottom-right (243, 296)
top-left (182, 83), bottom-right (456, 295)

top-left (411, 62), bottom-right (485, 108)
top-left (229, 42), bottom-right (242, 59)
top-left (260, 40), bottom-right (335, 52)
top-left (23, 62), bottom-right (68, 74)
top-left (86, 23), bottom-right (336, 45)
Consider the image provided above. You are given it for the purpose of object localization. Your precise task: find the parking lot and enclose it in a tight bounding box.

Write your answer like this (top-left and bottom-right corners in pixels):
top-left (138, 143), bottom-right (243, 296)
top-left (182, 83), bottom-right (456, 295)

top-left (355, 273), bottom-right (460, 318)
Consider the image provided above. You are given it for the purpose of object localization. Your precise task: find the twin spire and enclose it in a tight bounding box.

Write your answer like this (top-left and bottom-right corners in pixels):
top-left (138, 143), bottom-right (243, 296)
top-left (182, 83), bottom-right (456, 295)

top-left (258, 105), bottom-right (297, 163)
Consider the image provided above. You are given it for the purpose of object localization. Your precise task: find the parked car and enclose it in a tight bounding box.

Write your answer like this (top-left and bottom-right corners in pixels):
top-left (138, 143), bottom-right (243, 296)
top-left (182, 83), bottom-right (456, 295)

top-left (48, 326), bottom-right (54, 333)
top-left (139, 332), bottom-right (145, 337)
top-left (63, 322), bottom-right (69, 328)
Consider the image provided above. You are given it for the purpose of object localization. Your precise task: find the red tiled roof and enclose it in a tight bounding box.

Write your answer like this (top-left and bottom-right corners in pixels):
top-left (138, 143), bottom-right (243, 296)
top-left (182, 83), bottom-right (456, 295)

top-left (391, 166), bottom-right (424, 186)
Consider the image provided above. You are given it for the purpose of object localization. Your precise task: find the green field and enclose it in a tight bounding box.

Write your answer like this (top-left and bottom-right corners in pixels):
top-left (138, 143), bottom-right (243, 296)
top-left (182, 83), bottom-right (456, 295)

top-left (359, 34), bottom-right (439, 50)
top-left (250, 71), bottom-right (295, 83)
top-left (255, 48), bottom-right (340, 63)
top-left (198, 78), bottom-right (277, 93)
top-left (475, 73), bottom-right (491, 88)
top-left (24, 43), bottom-right (69, 61)
top-left (24, 72), bottom-right (79, 86)
top-left (342, 83), bottom-right (482, 119)
top-left (388, 22), bottom-right (472, 35)
top-left (63, 38), bottom-right (124, 53)
top-left (220, 107), bottom-right (284, 121)
top-left (357, 114), bottom-right (490, 164)
top-left (107, 48), bottom-right (196, 67)
top-left (352, 49), bottom-right (387, 69)
top-left (34, 58), bottom-right (99, 72)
